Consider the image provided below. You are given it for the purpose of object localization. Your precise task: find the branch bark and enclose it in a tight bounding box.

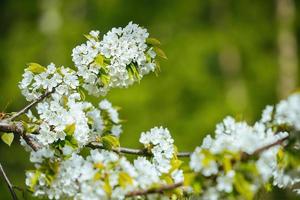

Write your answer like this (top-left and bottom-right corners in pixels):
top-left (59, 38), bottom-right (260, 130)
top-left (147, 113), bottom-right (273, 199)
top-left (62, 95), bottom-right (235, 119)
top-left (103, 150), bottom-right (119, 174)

top-left (88, 143), bottom-right (191, 157)
top-left (9, 89), bottom-right (54, 121)
top-left (0, 163), bottom-right (18, 200)
top-left (125, 182), bottom-right (183, 197)
top-left (0, 120), bottom-right (39, 151)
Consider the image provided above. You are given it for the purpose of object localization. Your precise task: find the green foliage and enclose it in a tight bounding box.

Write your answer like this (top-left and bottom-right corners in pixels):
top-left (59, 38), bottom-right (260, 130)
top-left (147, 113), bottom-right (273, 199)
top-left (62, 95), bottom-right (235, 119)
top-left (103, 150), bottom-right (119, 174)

top-left (26, 63), bottom-right (46, 74)
top-left (101, 135), bottom-right (120, 149)
top-left (1, 132), bottom-right (14, 146)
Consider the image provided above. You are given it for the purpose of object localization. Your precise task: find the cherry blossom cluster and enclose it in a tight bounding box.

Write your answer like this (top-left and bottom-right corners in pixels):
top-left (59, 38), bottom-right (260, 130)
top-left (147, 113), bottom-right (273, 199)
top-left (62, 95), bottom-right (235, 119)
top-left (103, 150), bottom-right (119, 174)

top-left (2, 22), bottom-right (299, 200)
top-left (25, 127), bottom-right (184, 200)
top-left (189, 93), bottom-right (300, 199)
top-left (72, 22), bottom-right (160, 96)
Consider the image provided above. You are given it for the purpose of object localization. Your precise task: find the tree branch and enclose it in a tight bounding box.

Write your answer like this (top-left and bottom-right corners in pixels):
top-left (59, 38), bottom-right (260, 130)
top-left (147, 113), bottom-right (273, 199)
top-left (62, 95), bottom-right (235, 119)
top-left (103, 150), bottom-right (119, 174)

top-left (125, 182), bottom-right (183, 197)
top-left (0, 121), bottom-right (39, 151)
top-left (9, 89), bottom-right (55, 121)
top-left (241, 135), bottom-right (289, 160)
top-left (0, 163), bottom-right (18, 200)
top-left (124, 136), bottom-right (290, 197)
top-left (88, 143), bottom-right (191, 157)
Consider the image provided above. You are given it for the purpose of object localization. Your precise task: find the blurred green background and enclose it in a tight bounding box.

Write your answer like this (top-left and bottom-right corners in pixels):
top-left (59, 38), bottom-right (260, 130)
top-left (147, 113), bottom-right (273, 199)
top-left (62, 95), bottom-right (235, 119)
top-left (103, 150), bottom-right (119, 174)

top-left (1, 0), bottom-right (300, 199)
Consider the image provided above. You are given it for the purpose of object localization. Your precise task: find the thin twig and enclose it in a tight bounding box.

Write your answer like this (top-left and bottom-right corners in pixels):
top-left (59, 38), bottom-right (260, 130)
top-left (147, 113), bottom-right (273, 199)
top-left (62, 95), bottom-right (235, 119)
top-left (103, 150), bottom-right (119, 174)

top-left (253, 136), bottom-right (289, 155)
top-left (0, 163), bottom-right (18, 200)
top-left (9, 89), bottom-right (55, 121)
top-left (125, 182), bottom-right (183, 197)
top-left (88, 143), bottom-right (191, 157)
top-left (241, 135), bottom-right (289, 160)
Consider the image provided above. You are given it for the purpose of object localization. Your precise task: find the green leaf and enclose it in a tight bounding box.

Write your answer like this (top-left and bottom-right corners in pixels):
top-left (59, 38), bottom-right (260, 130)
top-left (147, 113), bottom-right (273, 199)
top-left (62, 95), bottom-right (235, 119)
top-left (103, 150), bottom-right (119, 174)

top-left (26, 63), bottom-right (46, 73)
top-left (1, 133), bottom-right (14, 146)
top-left (100, 74), bottom-right (110, 86)
top-left (29, 170), bottom-right (41, 191)
top-left (94, 54), bottom-right (105, 67)
top-left (101, 135), bottom-right (120, 150)
top-left (183, 172), bottom-right (195, 187)
top-left (154, 60), bottom-right (161, 76)
top-left (146, 37), bottom-right (161, 46)
top-left (160, 173), bottom-right (173, 184)
top-left (233, 173), bottom-right (254, 200)
top-left (126, 63), bottom-right (141, 81)
top-left (222, 155), bottom-right (232, 173)
top-left (154, 47), bottom-right (168, 59)
top-left (119, 172), bottom-right (133, 188)
top-left (170, 158), bottom-right (183, 172)
top-left (64, 123), bottom-right (76, 136)
top-left (78, 88), bottom-right (86, 101)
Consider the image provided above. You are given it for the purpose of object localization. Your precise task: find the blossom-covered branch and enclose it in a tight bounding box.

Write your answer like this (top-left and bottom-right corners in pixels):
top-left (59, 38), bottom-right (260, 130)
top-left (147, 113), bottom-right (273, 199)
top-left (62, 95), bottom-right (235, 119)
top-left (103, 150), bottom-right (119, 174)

top-left (1, 22), bottom-right (300, 200)
top-left (88, 143), bottom-right (191, 157)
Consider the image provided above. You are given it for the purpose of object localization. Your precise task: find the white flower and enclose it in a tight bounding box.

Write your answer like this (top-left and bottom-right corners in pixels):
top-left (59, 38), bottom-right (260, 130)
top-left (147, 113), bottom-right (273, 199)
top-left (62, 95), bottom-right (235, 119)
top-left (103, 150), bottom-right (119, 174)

top-left (171, 170), bottom-right (184, 183)
top-left (275, 93), bottom-right (300, 130)
top-left (139, 126), bottom-right (174, 173)
top-left (190, 147), bottom-right (218, 176)
top-left (261, 105), bottom-right (274, 123)
top-left (134, 157), bottom-right (161, 189)
top-left (202, 187), bottom-right (219, 200)
top-left (216, 171), bottom-right (235, 193)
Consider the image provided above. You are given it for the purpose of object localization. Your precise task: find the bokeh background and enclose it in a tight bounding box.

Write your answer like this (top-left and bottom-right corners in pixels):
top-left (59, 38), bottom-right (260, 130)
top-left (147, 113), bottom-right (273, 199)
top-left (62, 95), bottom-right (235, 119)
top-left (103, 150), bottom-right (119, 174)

top-left (1, 0), bottom-right (300, 199)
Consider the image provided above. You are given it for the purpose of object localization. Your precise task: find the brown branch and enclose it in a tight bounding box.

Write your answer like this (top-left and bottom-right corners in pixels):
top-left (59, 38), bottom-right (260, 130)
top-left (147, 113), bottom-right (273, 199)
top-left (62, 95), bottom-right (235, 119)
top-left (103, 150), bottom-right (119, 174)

top-left (125, 182), bottom-right (183, 197)
top-left (252, 135), bottom-right (289, 155)
top-left (241, 135), bottom-right (289, 160)
top-left (0, 163), bottom-right (18, 200)
top-left (9, 89), bottom-right (55, 121)
top-left (0, 120), bottom-right (191, 155)
top-left (88, 143), bottom-right (191, 157)
top-left (0, 121), bottom-right (39, 151)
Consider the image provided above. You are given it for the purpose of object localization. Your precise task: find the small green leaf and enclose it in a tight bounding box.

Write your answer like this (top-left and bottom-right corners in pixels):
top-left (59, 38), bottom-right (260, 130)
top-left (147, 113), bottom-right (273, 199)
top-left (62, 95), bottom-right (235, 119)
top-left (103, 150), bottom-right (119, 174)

top-left (26, 63), bottom-right (46, 73)
top-left (101, 135), bottom-right (120, 150)
top-left (94, 54), bottom-right (105, 67)
top-left (234, 173), bottom-right (254, 200)
top-left (1, 133), bottom-right (14, 146)
top-left (78, 88), bottom-right (86, 100)
top-left (64, 123), bottom-right (76, 136)
top-left (100, 74), bottom-right (110, 86)
top-left (29, 171), bottom-right (41, 191)
top-left (154, 60), bottom-right (161, 76)
top-left (126, 63), bottom-right (141, 82)
top-left (154, 47), bottom-right (168, 59)
top-left (170, 158), bottom-right (183, 172)
top-left (146, 37), bottom-right (161, 46)
top-left (160, 173), bottom-right (173, 184)
top-left (119, 172), bottom-right (133, 188)
top-left (84, 34), bottom-right (93, 41)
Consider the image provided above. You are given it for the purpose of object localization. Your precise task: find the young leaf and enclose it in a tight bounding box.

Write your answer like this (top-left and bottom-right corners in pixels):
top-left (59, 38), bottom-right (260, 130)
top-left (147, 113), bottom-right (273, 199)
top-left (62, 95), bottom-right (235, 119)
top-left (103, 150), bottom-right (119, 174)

top-left (101, 135), bottom-right (120, 150)
top-left (119, 172), bottom-right (133, 188)
top-left (29, 171), bottom-right (41, 191)
top-left (1, 133), bottom-right (14, 146)
top-left (26, 63), bottom-right (46, 73)
top-left (78, 88), bottom-right (86, 101)
top-left (146, 37), bottom-right (161, 46)
top-left (154, 47), bottom-right (168, 59)
top-left (64, 123), bottom-right (76, 136)
top-left (94, 54), bottom-right (105, 67)
top-left (234, 173), bottom-right (254, 200)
